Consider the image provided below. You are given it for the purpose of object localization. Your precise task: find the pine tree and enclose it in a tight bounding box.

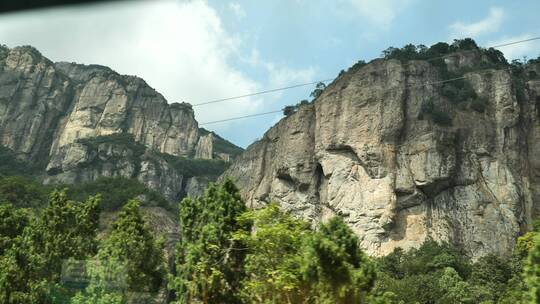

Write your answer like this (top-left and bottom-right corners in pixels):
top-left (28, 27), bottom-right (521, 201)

top-left (0, 203), bottom-right (29, 255)
top-left (301, 217), bottom-right (377, 303)
top-left (170, 179), bottom-right (249, 304)
top-left (73, 200), bottom-right (166, 303)
top-left (235, 203), bottom-right (311, 303)
top-left (0, 190), bottom-right (101, 303)
top-left (524, 234), bottom-right (540, 303)
top-left (437, 267), bottom-right (473, 304)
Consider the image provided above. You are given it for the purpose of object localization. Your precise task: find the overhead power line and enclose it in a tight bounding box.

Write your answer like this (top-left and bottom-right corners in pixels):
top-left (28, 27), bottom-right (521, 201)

top-left (197, 36), bottom-right (540, 125)
top-left (192, 36), bottom-right (540, 109)
top-left (199, 68), bottom-right (508, 125)
top-left (200, 110), bottom-right (283, 125)
top-left (489, 36), bottom-right (540, 48)
top-left (192, 79), bottom-right (334, 107)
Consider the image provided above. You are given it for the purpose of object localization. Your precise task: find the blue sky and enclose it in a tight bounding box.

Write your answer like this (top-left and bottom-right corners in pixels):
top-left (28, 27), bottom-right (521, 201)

top-left (0, 0), bottom-right (539, 147)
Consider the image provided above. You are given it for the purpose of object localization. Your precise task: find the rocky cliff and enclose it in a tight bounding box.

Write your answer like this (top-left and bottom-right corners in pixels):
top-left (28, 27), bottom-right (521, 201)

top-left (224, 48), bottom-right (540, 259)
top-left (0, 45), bottom-right (241, 202)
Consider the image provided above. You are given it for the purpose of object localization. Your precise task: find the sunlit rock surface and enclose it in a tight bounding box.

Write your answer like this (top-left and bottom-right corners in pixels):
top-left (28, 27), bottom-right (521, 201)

top-left (224, 52), bottom-right (540, 258)
top-left (0, 45), bottom-right (241, 201)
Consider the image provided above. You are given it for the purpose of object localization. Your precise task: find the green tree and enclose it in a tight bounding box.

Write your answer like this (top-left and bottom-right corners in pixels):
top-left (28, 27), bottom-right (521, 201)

top-left (0, 145), bottom-right (40, 176)
top-left (310, 82), bottom-right (327, 100)
top-left (0, 176), bottom-right (49, 208)
top-left (438, 267), bottom-right (473, 304)
top-left (234, 203), bottom-right (311, 303)
top-left (517, 232), bottom-right (539, 257)
top-left (74, 200), bottom-right (165, 303)
top-left (32, 191), bottom-right (101, 280)
top-left (283, 105), bottom-right (297, 116)
top-left (524, 234), bottom-right (540, 303)
top-left (373, 240), bottom-right (472, 304)
top-left (0, 203), bottom-right (29, 255)
top-left (171, 179), bottom-right (249, 304)
top-left (468, 255), bottom-right (513, 302)
top-left (301, 217), bottom-right (376, 303)
top-left (450, 38), bottom-right (479, 51)
top-left (67, 177), bottom-right (171, 212)
top-left (0, 190), bottom-right (100, 303)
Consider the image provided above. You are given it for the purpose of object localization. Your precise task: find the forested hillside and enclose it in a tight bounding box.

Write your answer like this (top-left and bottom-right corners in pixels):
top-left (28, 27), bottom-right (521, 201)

top-left (2, 175), bottom-right (540, 303)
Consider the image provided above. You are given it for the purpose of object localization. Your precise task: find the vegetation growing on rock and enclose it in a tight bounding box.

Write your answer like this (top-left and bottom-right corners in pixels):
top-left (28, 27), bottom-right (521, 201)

top-left (0, 146), bottom-right (42, 177)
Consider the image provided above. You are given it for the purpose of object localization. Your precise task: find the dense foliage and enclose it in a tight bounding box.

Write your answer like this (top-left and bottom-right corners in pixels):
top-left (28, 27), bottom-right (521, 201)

top-left (76, 134), bottom-right (146, 158)
top-left (234, 205), bottom-right (377, 303)
top-left (381, 38), bottom-right (507, 68)
top-left (372, 223), bottom-right (540, 304)
top-left (2, 177), bottom-right (540, 303)
top-left (0, 190), bottom-right (100, 303)
top-left (170, 179), bottom-right (250, 304)
top-left (0, 146), bottom-right (41, 177)
top-left (0, 175), bottom-right (171, 211)
top-left (71, 200), bottom-right (165, 304)
top-left (158, 153), bottom-right (230, 178)
top-left (66, 177), bottom-right (172, 211)
top-left (0, 176), bottom-right (51, 208)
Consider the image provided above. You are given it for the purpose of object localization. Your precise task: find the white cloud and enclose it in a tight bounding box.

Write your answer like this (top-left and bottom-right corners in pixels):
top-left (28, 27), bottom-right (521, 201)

top-left (449, 7), bottom-right (504, 38)
top-left (228, 2), bottom-right (246, 19)
top-left (0, 0), bottom-right (315, 137)
top-left (246, 49), bottom-right (317, 87)
top-left (346, 0), bottom-right (413, 28)
top-left (0, 0), bottom-right (259, 129)
top-left (488, 33), bottom-right (540, 60)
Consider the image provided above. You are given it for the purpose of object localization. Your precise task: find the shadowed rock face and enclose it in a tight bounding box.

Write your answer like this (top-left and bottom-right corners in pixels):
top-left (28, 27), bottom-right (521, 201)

top-left (0, 45), bottom-right (240, 201)
top-left (224, 52), bottom-right (540, 259)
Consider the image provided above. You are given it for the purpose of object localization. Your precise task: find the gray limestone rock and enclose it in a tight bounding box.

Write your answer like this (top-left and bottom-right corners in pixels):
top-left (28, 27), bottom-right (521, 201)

top-left (0, 45), bottom-right (242, 202)
top-left (224, 51), bottom-right (540, 259)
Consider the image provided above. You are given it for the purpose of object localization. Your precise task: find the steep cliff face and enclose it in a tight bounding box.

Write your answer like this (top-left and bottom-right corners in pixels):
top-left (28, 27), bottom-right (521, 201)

top-left (224, 51), bottom-right (540, 258)
top-left (0, 45), bottom-right (241, 201)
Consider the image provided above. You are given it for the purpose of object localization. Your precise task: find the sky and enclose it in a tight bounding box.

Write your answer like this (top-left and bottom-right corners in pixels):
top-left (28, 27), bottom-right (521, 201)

top-left (0, 0), bottom-right (539, 148)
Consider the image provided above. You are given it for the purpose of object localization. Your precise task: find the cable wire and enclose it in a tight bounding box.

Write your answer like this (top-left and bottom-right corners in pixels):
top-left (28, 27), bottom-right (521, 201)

top-left (193, 79), bottom-right (334, 107)
top-left (196, 36), bottom-right (540, 125)
top-left (198, 67), bottom-right (514, 125)
top-left (200, 110), bottom-right (284, 125)
top-left (192, 36), bottom-right (540, 108)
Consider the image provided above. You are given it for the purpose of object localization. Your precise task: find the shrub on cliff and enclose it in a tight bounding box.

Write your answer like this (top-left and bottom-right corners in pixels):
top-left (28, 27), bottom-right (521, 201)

top-left (381, 38), bottom-right (506, 68)
top-left (0, 145), bottom-right (41, 177)
top-left (418, 99), bottom-right (452, 126)
top-left (67, 177), bottom-right (171, 211)
top-left (0, 176), bottom-right (49, 208)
